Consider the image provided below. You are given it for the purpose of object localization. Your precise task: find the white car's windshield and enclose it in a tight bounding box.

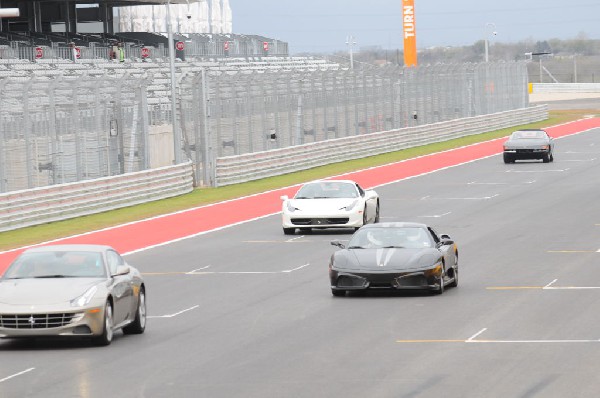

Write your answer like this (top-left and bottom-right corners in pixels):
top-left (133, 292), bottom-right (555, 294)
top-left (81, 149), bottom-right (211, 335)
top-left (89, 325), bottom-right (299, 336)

top-left (295, 182), bottom-right (358, 199)
top-left (4, 251), bottom-right (107, 279)
top-left (348, 227), bottom-right (433, 249)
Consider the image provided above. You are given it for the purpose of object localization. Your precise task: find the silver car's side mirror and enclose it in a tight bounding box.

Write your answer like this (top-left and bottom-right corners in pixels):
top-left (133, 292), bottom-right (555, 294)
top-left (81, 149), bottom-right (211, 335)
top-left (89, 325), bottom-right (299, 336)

top-left (114, 265), bottom-right (130, 276)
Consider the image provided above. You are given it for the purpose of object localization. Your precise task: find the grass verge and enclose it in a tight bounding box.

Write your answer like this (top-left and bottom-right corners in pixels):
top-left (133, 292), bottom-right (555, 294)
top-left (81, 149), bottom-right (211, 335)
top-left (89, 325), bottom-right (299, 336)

top-left (0, 109), bottom-right (594, 251)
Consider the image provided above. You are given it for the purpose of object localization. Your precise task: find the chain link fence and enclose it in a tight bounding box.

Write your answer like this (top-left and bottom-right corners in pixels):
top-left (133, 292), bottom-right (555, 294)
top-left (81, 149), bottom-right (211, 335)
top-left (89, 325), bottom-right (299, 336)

top-left (0, 76), bottom-right (149, 193)
top-left (179, 62), bottom-right (529, 186)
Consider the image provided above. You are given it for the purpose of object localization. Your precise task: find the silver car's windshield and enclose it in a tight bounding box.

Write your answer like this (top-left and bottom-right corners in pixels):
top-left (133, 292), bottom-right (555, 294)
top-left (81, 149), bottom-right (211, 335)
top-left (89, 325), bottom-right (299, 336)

top-left (295, 182), bottom-right (358, 199)
top-left (3, 251), bottom-right (107, 279)
top-left (349, 227), bottom-right (433, 249)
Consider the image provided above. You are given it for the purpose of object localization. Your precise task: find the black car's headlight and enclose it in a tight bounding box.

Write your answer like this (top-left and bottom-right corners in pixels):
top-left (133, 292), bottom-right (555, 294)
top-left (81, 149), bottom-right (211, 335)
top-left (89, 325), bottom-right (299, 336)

top-left (423, 264), bottom-right (443, 277)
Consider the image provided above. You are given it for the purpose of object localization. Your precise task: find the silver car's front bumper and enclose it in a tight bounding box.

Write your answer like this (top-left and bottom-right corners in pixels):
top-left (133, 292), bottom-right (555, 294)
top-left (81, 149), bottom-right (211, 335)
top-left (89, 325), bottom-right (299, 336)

top-left (0, 307), bottom-right (105, 338)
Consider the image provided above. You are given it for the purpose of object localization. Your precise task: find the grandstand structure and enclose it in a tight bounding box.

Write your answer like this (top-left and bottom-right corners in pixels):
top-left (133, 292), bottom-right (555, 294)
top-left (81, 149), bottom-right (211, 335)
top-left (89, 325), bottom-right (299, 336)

top-left (0, 1), bottom-right (286, 60)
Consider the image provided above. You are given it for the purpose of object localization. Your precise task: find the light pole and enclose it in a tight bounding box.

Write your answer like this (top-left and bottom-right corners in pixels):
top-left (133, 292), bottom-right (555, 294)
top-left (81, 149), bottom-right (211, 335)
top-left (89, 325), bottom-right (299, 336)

top-left (346, 35), bottom-right (356, 69)
top-left (484, 22), bottom-right (496, 62)
top-left (165, 0), bottom-right (182, 164)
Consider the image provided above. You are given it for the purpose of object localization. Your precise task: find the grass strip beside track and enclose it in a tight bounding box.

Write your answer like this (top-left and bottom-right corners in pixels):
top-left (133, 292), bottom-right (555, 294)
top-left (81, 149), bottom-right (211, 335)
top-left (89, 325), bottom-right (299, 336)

top-left (0, 110), bottom-right (593, 251)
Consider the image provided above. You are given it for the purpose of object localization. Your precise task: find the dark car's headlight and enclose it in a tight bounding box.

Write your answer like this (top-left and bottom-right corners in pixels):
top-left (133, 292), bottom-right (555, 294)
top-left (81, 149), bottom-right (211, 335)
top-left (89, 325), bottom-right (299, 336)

top-left (71, 286), bottom-right (98, 307)
top-left (424, 264), bottom-right (443, 277)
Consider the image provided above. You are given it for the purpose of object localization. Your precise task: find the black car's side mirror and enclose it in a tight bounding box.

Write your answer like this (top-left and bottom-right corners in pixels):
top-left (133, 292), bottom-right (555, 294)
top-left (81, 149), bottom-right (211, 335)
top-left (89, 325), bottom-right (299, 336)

top-left (331, 240), bottom-right (345, 249)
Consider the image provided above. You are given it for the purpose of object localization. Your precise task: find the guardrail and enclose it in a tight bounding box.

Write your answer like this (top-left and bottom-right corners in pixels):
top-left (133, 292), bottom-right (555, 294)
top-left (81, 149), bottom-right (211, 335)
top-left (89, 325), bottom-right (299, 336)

top-left (0, 162), bottom-right (194, 233)
top-left (532, 83), bottom-right (600, 93)
top-left (215, 106), bottom-right (548, 186)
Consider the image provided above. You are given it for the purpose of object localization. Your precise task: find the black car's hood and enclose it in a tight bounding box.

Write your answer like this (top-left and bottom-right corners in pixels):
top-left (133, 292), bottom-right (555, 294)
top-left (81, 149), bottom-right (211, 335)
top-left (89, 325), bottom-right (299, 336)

top-left (333, 248), bottom-right (441, 272)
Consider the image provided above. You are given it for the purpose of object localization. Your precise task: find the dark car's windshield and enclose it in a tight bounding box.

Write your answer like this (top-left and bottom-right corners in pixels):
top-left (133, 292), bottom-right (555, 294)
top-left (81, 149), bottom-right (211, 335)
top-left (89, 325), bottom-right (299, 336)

top-left (348, 227), bottom-right (433, 249)
top-left (3, 251), bottom-right (107, 279)
top-left (511, 130), bottom-right (546, 140)
top-left (295, 181), bottom-right (358, 199)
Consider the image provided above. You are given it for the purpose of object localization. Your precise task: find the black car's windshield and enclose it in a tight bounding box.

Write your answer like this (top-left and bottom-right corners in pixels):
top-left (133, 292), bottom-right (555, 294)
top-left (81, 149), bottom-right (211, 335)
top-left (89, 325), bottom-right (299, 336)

top-left (511, 130), bottom-right (546, 140)
top-left (3, 251), bottom-right (107, 279)
top-left (295, 182), bottom-right (358, 199)
top-left (348, 227), bottom-right (433, 249)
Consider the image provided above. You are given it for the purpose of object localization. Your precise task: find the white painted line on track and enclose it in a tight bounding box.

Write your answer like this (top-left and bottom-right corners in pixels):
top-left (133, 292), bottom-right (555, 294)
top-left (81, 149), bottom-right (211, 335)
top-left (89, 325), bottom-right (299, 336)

top-left (544, 279), bottom-right (558, 288)
top-left (466, 328), bottom-right (487, 342)
top-left (286, 235), bottom-right (306, 242)
top-left (186, 263), bottom-right (310, 275)
top-left (422, 194), bottom-right (499, 201)
top-left (0, 368), bottom-right (35, 384)
top-left (186, 265), bottom-right (211, 274)
top-left (505, 169), bottom-right (569, 173)
top-left (467, 180), bottom-right (535, 185)
top-left (469, 339), bottom-right (600, 343)
top-left (562, 158), bottom-right (596, 162)
top-left (148, 305), bottom-right (200, 319)
top-left (419, 212), bottom-right (451, 218)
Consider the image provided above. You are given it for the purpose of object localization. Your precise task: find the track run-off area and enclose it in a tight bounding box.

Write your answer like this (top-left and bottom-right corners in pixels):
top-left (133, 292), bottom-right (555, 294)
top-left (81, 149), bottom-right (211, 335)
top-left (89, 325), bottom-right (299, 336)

top-left (2, 117), bottom-right (600, 397)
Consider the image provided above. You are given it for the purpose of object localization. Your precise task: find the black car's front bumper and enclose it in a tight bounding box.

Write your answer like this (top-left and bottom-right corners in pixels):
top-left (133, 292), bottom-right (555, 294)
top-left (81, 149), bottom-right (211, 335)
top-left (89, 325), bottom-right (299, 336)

top-left (330, 268), bottom-right (442, 292)
top-left (504, 148), bottom-right (550, 160)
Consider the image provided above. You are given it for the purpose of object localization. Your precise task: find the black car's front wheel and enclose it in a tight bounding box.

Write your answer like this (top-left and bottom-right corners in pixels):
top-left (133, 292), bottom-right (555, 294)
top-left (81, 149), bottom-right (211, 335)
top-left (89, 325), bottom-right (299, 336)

top-left (283, 227), bottom-right (295, 235)
top-left (503, 153), bottom-right (514, 164)
top-left (331, 289), bottom-right (346, 297)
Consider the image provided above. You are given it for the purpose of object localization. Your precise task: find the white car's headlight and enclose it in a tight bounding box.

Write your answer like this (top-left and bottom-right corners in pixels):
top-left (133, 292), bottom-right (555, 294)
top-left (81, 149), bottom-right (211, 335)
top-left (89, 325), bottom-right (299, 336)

top-left (70, 286), bottom-right (98, 307)
top-left (286, 201), bottom-right (300, 212)
top-left (339, 200), bottom-right (358, 211)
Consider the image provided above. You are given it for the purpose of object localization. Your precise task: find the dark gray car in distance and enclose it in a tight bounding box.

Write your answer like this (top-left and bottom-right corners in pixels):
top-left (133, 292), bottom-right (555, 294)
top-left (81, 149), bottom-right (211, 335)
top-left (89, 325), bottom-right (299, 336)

top-left (503, 129), bottom-right (555, 163)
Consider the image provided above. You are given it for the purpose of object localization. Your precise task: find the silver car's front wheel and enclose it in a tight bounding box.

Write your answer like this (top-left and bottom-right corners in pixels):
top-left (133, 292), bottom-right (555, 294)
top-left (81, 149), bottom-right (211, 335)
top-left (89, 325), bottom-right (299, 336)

top-left (124, 288), bottom-right (147, 335)
top-left (93, 302), bottom-right (114, 346)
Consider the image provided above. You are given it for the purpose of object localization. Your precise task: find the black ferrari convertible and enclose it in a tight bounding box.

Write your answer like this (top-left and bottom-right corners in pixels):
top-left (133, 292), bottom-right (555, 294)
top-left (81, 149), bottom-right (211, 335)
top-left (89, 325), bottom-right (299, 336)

top-left (329, 222), bottom-right (458, 296)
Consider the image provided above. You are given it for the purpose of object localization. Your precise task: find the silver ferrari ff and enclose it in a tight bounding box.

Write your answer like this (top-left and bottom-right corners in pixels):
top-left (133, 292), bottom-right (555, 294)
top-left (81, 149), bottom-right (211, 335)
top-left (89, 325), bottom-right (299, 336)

top-left (0, 244), bottom-right (146, 346)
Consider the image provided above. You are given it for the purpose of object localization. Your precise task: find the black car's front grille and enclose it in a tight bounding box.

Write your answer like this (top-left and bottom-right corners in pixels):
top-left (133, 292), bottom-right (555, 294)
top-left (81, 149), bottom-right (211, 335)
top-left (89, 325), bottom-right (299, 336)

top-left (337, 275), bottom-right (367, 288)
top-left (291, 218), bottom-right (349, 226)
top-left (0, 313), bottom-right (77, 329)
top-left (394, 274), bottom-right (428, 287)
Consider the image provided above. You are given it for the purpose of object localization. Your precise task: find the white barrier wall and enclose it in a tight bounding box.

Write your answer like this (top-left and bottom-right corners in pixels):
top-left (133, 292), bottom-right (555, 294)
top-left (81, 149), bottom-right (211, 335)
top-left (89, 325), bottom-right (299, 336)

top-left (0, 163), bottom-right (194, 233)
top-left (215, 105), bottom-right (548, 186)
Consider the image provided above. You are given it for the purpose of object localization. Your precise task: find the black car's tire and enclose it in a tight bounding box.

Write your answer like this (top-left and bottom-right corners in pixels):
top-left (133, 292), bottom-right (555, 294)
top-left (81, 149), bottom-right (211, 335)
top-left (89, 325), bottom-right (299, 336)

top-left (542, 152), bottom-right (551, 163)
top-left (123, 288), bottom-right (146, 335)
top-left (549, 152), bottom-right (554, 162)
top-left (435, 270), bottom-right (445, 295)
top-left (93, 301), bottom-right (114, 346)
top-left (363, 206), bottom-right (368, 225)
top-left (374, 201), bottom-right (380, 223)
top-left (299, 228), bottom-right (312, 234)
top-left (503, 153), bottom-right (514, 164)
top-left (283, 227), bottom-right (295, 235)
top-left (331, 289), bottom-right (346, 297)
top-left (448, 254), bottom-right (458, 288)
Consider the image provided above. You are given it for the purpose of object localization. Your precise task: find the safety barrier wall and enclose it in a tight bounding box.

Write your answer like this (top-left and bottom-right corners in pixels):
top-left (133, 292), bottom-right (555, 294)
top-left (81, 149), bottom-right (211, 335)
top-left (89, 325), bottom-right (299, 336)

top-left (215, 105), bottom-right (548, 186)
top-left (532, 83), bottom-right (600, 93)
top-left (0, 162), bottom-right (194, 233)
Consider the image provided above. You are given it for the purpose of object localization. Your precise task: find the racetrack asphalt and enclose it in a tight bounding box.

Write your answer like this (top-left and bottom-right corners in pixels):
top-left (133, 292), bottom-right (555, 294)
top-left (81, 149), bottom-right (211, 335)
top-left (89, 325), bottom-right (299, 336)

top-left (2, 119), bottom-right (600, 397)
top-left (1, 117), bottom-right (599, 274)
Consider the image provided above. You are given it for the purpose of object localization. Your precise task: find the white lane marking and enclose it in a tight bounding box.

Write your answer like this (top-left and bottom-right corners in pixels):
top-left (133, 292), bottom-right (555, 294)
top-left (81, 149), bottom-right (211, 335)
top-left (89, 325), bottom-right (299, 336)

top-left (286, 235), bottom-right (306, 242)
top-left (0, 368), bottom-right (35, 384)
top-left (544, 286), bottom-right (600, 290)
top-left (466, 328), bottom-right (487, 342)
top-left (148, 305), bottom-right (199, 319)
top-left (186, 265), bottom-right (211, 274)
top-left (423, 194), bottom-right (499, 200)
top-left (419, 212), bottom-right (451, 218)
top-left (506, 169), bottom-right (569, 173)
top-left (186, 263), bottom-right (310, 275)
top-left (469, 339), bottom-right (600, 343)
top-left (544, 279), bottom-right (558, 288)
top-left (562, 158), bottom-right (596, 162)
top-left (467, 180), bottom-right (536, 185)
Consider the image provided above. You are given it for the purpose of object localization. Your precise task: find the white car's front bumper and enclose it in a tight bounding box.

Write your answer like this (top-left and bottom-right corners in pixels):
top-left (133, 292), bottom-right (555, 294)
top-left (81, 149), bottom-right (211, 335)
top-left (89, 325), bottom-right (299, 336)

top-left (282, 209), bottom-right (364, 229)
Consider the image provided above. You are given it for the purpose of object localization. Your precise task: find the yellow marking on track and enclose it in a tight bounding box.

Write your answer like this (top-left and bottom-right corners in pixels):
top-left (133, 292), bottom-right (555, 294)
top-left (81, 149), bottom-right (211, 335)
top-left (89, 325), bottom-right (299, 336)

top-left (486, 286), bottom-right (543, 290)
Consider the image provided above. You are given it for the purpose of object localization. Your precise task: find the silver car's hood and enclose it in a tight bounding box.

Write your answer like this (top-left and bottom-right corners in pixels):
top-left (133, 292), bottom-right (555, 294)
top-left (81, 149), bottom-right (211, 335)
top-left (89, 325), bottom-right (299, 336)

top-left (0, 278), bottom-right (102, 306)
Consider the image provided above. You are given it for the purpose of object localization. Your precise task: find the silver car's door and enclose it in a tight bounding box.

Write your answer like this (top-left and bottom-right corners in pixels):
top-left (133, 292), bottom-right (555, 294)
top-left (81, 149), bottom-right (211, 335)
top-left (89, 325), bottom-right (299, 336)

top-left (106, 250), bottom-right (134, 325)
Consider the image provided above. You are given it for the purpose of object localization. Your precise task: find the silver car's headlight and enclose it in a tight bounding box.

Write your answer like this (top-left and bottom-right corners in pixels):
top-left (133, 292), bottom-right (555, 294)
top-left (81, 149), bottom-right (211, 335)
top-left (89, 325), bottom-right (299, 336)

top-left (70, 286), bottom-right (98, 307)
top-left (286, 201), bottom-right (299, 212)
top-left (339, 200), bottom-right (358, 211)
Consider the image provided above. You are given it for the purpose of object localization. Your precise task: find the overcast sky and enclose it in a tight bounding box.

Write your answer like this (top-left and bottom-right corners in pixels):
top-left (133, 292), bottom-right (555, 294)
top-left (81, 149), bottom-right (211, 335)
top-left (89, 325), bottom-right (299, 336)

top-left (228, 1), bottom-right (600, 53)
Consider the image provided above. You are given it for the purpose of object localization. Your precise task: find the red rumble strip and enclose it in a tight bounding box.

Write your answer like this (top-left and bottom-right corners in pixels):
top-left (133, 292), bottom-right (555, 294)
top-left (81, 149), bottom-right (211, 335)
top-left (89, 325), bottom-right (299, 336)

top-left (1, 118), bottom-right (599, 273)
